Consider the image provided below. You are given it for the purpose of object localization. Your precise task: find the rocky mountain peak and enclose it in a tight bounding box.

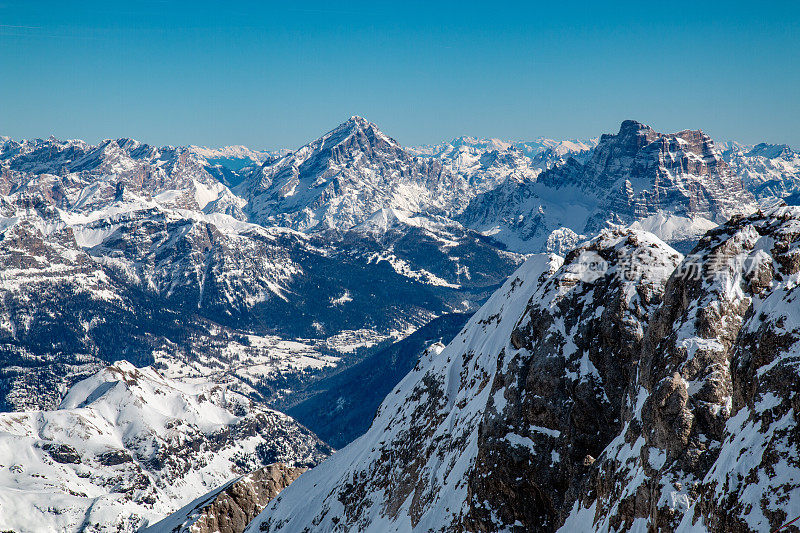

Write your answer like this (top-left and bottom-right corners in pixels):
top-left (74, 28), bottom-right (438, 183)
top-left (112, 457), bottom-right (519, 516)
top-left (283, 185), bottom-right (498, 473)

top-left (237, 116), bottom-right (443, 230)
top-left (319, 115), bottom-right (398, 151)
top-left (607, 119), bottom-right (659, 147)
top-left (534, 120), bottom-right (753, 233)
top-left (600, 120), bottom-right (720, 163)
top-left (145, 463), bottom-right (307, 533)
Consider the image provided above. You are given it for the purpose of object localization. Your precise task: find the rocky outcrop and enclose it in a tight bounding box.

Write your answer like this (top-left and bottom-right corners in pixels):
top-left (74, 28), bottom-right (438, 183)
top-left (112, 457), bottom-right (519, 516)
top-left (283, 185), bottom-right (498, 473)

top-left (466, 231), bottom-right (681, 531)
top-left (566, 207), bottom-right (800, 532)
top-left (251, 210), bottom-right (800, 532)
top-left (145, 464), bottom-right (306, 533)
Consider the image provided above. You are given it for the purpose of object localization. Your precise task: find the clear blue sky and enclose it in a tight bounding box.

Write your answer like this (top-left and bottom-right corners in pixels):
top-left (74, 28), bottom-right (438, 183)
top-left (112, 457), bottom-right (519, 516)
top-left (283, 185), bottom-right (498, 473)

top-left (1, 1), bottom-right (798, 149)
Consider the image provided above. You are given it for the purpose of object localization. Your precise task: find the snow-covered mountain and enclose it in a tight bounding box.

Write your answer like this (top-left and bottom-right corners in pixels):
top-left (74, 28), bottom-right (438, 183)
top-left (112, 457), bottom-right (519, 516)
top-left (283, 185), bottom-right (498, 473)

top-left (409, 135), bottom-right (598, 169)
top-left (187, 144), bottom-right (274, 165)
top-left (236, 119), bottom-right (599, 236)
top-left (2, 117), bottom-right (797, 420)
top-left (458, 120), bottom-right (758, 252)
top-left (561, 206), bottom-right (800, 531)
top-left (721, 142), bottom-right (800, 200)
top-left (0, 193), bottom-right (516, 413)
top-left (3, 119), bottom-right (532, 420)
top-left (251, 207), bottom-right (800, 532)
top-left (0, 361), bottom-right (330, 532)
top-left (2, 117), bottom-right (800, 532)
top-left (236, 116), bottom-right (466, 231)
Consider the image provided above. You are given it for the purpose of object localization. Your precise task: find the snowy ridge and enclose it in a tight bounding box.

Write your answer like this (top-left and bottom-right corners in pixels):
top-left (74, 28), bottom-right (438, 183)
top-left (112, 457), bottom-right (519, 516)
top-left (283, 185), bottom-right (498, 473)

top-left (187, 144), bottom-right (274, 164)
top-left (0, 361), bottom-right (330, 533)
top-left (249, 252), bottom-right (564, 532)
top-left (722, 142), bottom-right (800, 200)
top-left (251, 212), bottom-right (800, 532)
top-left (409, 135), bottom-right (598, 164)
top-left (458, 120), bottom-right (758, 252)
top-left (0, 135), bottom-right (248, 217)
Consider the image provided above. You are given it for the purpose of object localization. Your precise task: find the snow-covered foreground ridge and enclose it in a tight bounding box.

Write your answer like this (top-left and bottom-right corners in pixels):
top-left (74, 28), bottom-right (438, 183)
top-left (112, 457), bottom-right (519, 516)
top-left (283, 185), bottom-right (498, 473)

top-left (252, 208), bottom-right (800, 532)
top-left (0, 361), bottom-right (330, 533)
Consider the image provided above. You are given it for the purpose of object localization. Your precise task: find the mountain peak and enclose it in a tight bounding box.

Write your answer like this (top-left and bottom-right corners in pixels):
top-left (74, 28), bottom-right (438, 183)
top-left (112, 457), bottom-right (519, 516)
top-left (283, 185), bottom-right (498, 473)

top-left (334, 115), bottom-right (380, 134)
top-left (617, 119), bottom-right (656, 137)
top-left (316, 115), bottom-right (398, 151)
top-left (747, 142), bottom-right (794, 158)
top-left (347, 114), bottom-right (370, 125)
top-left (590, 120), bottom-right (660, 154)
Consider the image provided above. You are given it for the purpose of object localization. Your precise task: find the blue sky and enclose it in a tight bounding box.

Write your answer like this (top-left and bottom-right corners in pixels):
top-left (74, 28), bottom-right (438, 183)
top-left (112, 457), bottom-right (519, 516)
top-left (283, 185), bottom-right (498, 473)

top-left (1, 1), bottom-right (798, 149)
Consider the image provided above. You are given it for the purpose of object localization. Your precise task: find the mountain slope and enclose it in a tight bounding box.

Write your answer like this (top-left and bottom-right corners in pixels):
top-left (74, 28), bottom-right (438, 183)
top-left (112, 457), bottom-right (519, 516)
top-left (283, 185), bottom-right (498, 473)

top-left (251, 209), bottom-right (800, 532)
top-left (248, 251), bottom-right (566, 532)
top-left (282, 313), bottom-right (471, 448)
top-left (0, 361), bottom-right (330, 533)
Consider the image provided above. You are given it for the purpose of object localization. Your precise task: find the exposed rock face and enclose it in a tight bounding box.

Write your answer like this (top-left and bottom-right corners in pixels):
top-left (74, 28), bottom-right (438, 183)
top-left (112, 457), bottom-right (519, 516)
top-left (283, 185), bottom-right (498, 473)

top-left (466, 231), bottom-right (681, 531)
top-left (543, 120), bottom-right (748, 226)
top-left (459, 120), bottom-right (757, 252)
top-left (145, 464), bottom-right (306, 533)
top-left (250, 210), bottom-right (800, 532)
top-left (565, 207), bottom-right (800, 532)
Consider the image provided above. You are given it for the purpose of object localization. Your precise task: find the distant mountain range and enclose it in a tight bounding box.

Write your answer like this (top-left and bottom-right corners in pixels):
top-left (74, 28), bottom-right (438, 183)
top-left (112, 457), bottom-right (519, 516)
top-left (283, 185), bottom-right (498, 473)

top-left (1, 117), bottom-right (799, 531)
